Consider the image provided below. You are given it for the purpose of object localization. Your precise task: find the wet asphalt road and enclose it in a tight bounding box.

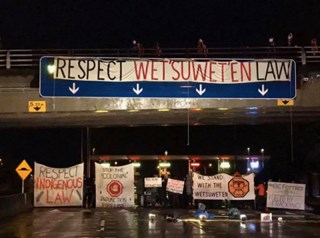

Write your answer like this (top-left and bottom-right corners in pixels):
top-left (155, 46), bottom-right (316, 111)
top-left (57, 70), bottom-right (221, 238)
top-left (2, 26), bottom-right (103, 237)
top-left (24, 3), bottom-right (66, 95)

top-left (0, 208), bottom-right (320, 238)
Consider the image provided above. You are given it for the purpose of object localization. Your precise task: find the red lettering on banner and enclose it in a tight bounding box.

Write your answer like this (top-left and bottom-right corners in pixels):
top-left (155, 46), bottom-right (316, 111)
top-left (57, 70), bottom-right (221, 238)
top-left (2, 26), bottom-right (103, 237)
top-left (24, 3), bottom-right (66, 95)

top-left (240, 62), bottom-right (251, 82)
top-left (55, 192), bottom-right (63, 204)
top-left (231, 62), bottom-right (238, 82)
top-left (134, 61), bottom-right (149, 80)
top-left (151, 61), bottom-right (158, 80)
top-left (55, 190), bottom-right (73, 204)
top-left (46, 190), bottom-right (52, 204)
top-left (192, 62), bottom-right (208, 81)
top-left (46, 189), bottom-right (74, 204)
top-left (181, 61), bottom-right (191, 80)
top-left (36, 177), bottom-right (83, 190)
top-left (171, 61), bottom-right (180, 80)
top-left (161, 60), bottom-right (168, 80)
top-left (132, 59), bottom-right (253, 83)
top-left (209, 62), bottom-right (217, 82)
top-left (219, 62), bottom-right (228, 82)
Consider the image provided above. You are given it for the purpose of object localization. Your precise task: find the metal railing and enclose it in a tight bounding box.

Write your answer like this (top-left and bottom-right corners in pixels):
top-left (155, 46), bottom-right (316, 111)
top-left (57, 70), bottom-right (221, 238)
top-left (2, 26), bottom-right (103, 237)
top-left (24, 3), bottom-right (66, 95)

top-left (0, 46), bottom-right (319, 69)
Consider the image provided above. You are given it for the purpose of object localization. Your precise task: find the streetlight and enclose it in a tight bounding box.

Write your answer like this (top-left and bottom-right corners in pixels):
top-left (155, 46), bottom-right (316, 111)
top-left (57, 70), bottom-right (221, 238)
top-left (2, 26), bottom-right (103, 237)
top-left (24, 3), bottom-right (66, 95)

top-left (260, 148), bottom-right (265, 169)
top-left (247, 147), bottom-right (251, 172)
top-left (159, 150), bottom-right (169, 176)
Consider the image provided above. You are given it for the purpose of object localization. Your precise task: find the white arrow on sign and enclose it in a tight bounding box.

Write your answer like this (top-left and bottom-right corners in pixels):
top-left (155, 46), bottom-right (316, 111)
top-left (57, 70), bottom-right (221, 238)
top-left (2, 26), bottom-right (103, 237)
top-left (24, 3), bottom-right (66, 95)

top-left (258, 84), bottom-right (268, 96)
top-left (133, 83), bottom-right (143, 95)
top-left (69, 83), bottom-right (79, 94)
top-left (196, 84), bottom-right (206, 96)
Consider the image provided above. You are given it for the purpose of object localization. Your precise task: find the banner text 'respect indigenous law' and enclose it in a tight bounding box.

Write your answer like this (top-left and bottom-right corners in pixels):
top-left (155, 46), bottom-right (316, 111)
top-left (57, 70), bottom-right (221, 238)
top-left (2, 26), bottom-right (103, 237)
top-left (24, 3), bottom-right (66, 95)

top-left (95, 163), bottom-right (134, 208)
top-left (34, 162), bottom-right (84, 207)
top-left (53, 58), bottom-right (293, 84)
top-left (192, 172), bottom-right (255, 200)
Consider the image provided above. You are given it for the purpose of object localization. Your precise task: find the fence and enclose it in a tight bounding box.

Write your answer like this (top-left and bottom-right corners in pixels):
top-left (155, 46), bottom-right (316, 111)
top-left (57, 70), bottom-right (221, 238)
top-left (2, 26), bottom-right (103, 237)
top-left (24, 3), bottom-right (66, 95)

top-left (0, 46), bottom-right (319, 69)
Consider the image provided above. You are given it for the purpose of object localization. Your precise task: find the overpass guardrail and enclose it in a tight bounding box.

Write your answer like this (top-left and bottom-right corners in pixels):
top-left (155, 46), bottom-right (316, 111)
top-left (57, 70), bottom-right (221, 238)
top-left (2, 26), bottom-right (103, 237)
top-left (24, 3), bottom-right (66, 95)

top-left (0, 46), bottom-right (319, 69)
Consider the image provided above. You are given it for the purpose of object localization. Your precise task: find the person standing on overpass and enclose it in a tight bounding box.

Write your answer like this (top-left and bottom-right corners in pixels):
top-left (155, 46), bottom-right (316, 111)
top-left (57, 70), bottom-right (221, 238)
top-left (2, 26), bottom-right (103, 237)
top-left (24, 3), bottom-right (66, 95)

top-left (197, 39), bottom-right (208, 57)
top-left (288, 33), bottom-right (293, 46)
top-left (311, 38), bottom-right (318, 55)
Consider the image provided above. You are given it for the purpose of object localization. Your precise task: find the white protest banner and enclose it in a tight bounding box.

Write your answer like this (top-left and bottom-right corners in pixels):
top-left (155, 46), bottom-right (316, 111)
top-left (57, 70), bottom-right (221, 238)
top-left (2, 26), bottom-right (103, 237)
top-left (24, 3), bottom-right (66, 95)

top-left (34, 162), bottom-right (84, 207)
top-left (144, 177), bottom-right (162, 188)
top-left (192, 172), bottom-right (255, 200)
top-left (166, 178), bottom-right (185, 194)
top-left (54, 58), bottom-right (293, 84)
top-left (95, 163), bottom-right (134, 208)
top-left (267, 181), bottom-right (306, 210)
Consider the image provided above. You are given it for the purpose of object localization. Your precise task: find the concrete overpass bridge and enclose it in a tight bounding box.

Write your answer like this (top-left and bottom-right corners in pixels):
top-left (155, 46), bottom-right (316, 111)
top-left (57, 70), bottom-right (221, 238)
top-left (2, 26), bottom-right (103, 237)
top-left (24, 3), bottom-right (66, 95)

top-left (1, 46), bottom-right (320, 219)
top-left (0, 46), bottom-right (319, 128)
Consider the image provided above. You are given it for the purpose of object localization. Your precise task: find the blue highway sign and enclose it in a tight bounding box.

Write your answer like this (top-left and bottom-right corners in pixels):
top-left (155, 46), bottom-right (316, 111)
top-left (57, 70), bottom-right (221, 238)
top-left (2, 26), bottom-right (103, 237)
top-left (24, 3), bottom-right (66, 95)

top-left (40, 56), bottom-right (296, 99)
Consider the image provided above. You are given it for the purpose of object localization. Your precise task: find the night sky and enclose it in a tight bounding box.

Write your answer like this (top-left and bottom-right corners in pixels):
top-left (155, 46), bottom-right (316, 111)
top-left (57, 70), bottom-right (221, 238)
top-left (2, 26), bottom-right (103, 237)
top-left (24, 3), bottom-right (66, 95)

top-left (1, 0), bottom-right (320, 49)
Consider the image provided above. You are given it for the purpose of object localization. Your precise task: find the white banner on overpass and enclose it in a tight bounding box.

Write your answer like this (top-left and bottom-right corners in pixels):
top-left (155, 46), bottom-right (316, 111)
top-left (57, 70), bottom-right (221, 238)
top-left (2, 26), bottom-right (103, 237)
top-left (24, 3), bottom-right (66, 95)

top-left (53, 57), bottom-right (293, 84)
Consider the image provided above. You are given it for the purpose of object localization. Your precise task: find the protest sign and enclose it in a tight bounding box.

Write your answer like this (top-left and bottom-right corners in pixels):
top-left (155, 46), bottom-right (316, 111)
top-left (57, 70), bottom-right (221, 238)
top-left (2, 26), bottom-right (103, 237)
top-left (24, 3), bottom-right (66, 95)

top-left (166, 178), bottom-right (185, 194)
top-left (95, 163), bottom-right (134, 208)
top-left (34, 162), bottom-right (84, 207)
top-left (267, 181), bottom-right (305, 210)
top-left (144, 177), bottom-right (162, 188)
top-left (192, 172), bottom-right (255, 200)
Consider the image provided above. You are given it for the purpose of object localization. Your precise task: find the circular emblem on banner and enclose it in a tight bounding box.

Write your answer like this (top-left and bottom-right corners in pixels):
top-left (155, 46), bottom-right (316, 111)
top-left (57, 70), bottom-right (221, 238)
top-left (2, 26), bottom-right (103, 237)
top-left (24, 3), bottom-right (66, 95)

top-left (228, 177), bottom-right (249, 198)
top-left (107, 180), bottom-right (123, 197)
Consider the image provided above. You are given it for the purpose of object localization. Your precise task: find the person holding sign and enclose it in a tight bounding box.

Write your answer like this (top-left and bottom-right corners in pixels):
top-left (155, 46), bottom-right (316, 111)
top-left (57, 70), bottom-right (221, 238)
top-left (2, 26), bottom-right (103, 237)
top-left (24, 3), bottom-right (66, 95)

top-left (255, 181), bottom-right (266, 210)
top-left (83, 177), bottom-right (94, 208)
top-left (150, 175), bottom-right (159, 207)
top-left (185, 174), bottom-right (193, 208)
top-left (137, 178), bottom-right (144, 207)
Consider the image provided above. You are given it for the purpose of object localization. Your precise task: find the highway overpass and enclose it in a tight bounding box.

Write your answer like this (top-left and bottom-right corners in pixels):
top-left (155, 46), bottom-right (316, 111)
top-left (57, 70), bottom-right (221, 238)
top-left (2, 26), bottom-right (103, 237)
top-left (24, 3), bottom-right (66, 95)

top-left (0, 47), bottom-right (319, 128)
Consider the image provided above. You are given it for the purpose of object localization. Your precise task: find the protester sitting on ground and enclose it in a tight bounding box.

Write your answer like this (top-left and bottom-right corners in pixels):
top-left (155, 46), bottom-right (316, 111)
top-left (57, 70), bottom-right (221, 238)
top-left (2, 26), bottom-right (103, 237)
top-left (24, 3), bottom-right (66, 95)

top-left (194, 203), bottom-right (215, 220)
top-left (227, 207), bottom-right (241, 219)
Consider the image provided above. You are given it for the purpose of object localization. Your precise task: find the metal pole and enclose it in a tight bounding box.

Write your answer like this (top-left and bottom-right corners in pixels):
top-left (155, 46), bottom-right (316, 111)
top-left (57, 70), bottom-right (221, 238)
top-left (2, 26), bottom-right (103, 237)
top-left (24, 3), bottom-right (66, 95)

top-left (6, 50), bottom-right (11, 69)
top-left (81, 128), bottom-right (84, 163)
top-left (290, 107), bottom-right (294, 163)
top-left (86, 127), bottom-right (91, 178)
top-left (22, 180), bottom-right (24, 194)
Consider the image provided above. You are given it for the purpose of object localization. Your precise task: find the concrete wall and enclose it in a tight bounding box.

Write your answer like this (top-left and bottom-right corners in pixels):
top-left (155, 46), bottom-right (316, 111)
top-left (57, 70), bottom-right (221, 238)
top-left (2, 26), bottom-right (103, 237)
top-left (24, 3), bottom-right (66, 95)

top-left (0, 68), bottom-right (319, 113)
top-left (0, 193), bottom-right (33, 220)
top-left (0, 65), bottom-right (319, 127)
